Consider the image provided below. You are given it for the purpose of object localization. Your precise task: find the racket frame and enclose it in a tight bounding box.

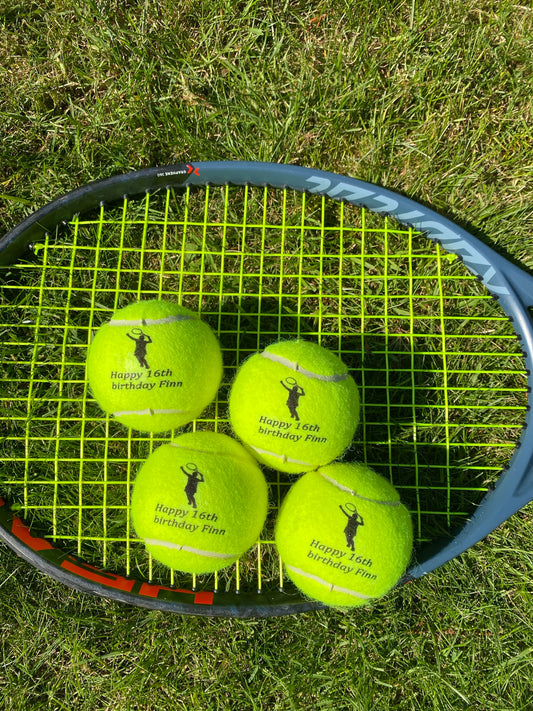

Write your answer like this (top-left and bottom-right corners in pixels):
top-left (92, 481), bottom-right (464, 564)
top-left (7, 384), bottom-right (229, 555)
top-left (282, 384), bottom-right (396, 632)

top-left (1, 161), bottom-right (532, 615)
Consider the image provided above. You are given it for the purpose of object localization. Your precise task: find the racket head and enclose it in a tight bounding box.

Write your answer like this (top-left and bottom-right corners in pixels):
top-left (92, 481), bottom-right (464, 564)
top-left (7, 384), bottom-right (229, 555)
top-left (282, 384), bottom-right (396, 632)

top-left (343, 502), bottom-right (358, 514)
top-left (1, 161), bottom-right (532, 616)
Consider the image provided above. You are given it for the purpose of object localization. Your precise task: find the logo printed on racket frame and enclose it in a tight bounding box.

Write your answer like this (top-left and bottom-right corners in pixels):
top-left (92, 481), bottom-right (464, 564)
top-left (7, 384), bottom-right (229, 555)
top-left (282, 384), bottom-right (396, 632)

top-left (306, 175), bottom-right (510, 296)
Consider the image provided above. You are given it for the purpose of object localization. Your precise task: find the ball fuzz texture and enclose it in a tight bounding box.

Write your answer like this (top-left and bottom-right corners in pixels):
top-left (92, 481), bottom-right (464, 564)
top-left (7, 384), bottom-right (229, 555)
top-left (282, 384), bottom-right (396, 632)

top-left (86, 299), bottom-right (223, 433)
top-left (275, 463), bottom-right (412, 607)
top-left (229, 339), bottom-right (360, 473)
top-left (131, 431), bottom-right (268, 574)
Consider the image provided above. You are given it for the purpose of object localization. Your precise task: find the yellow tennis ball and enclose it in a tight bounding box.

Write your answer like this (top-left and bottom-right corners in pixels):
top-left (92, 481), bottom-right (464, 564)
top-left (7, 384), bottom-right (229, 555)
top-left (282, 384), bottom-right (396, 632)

top-left (275, 462), bottom-right (413, 607)
top-left (228, 339), bottom-right (360, 474)
top-left (86, 299), bottom-right (223, 433)
top-left (131, 431), bottom-right (269, 574)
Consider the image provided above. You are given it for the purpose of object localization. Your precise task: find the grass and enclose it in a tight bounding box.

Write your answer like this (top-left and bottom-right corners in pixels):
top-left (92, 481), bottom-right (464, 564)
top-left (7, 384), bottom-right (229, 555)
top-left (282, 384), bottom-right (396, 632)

top-left (1, 0), bottom-right (533, 709)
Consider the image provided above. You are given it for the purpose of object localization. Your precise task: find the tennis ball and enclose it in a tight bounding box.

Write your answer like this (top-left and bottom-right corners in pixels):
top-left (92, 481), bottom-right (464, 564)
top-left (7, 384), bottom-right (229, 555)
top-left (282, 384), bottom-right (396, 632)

top-left (275, 462), bottom-right (412, 607)
top-left (86, 299), bottom-right (223, 433)
top-left (228, 339), bottom-right (360, 474)
top-left (131, 431), bottom-right (269, 574)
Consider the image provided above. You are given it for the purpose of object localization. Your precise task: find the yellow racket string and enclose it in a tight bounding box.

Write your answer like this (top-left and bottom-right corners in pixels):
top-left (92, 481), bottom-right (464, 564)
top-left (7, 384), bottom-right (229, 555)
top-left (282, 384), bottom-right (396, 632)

top-left (0, 185), bottom-right (527, 592)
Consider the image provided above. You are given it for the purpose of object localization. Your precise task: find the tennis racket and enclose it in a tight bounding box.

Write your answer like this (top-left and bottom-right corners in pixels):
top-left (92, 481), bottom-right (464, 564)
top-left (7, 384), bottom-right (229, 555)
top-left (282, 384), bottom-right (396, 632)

top-left (1, 161), bottom-right (531, 617)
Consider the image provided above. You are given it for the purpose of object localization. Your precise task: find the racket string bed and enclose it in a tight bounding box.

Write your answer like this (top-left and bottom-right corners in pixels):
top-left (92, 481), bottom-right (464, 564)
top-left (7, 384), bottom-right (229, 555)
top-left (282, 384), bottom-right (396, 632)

top-left (0, 162), bottom-right (530, 616)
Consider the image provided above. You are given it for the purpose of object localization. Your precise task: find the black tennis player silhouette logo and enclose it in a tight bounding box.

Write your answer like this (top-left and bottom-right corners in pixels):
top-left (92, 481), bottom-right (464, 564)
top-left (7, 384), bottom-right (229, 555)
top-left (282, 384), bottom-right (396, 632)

top-left (126, 327), bottom-right (152, 369)
top-left (280, 376), bottom-right (305, 421)
top-left (183, 462), bottom-right (205, 509)
top-left (339, 502), bottom-right (364, 551)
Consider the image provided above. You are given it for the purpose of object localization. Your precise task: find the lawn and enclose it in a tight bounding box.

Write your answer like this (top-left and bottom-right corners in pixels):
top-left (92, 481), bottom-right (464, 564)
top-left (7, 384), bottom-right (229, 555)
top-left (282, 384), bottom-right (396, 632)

top-left (1, 1), bottom-right (532, 709)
